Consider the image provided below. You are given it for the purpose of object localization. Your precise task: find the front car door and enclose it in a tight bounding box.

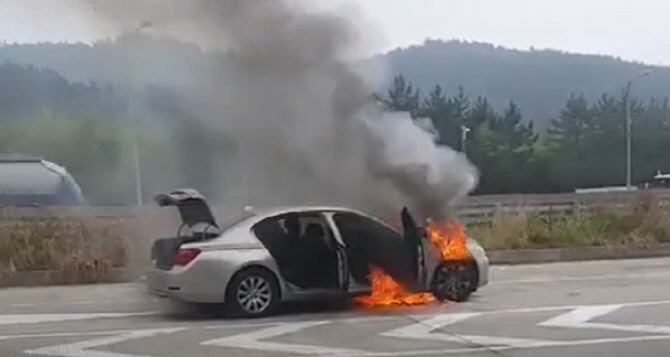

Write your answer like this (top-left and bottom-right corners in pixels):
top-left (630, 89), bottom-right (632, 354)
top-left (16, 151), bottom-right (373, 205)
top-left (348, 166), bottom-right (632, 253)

top-left (326, 210), bottom-right (427, 294)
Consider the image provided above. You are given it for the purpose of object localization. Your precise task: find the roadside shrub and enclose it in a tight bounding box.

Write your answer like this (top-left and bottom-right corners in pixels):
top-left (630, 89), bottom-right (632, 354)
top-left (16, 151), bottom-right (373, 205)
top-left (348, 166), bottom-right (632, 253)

top-left (467, 195), bottom-right (670, 250)
top-left (0, 213), bottom-right (130, 282)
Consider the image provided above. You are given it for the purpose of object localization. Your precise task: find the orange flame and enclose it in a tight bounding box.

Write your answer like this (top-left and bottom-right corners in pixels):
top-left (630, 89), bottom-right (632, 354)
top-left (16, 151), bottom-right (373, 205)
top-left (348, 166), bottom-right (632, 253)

top-left (354, 218), bottom-right (470, 308)
top-left (353, 266), bottom-right (435, 308)
top-left (426, 219), bottom-right (470, 261)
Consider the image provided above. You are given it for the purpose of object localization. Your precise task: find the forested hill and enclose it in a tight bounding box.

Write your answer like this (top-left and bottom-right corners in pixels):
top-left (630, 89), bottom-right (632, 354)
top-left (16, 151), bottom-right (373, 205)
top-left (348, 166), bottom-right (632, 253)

top-left (3, 36), bottom-right (670, 200)
top-left (368, 40), bottom-right (670, 126)
top-left (2, 37), bottom-right (670, 127)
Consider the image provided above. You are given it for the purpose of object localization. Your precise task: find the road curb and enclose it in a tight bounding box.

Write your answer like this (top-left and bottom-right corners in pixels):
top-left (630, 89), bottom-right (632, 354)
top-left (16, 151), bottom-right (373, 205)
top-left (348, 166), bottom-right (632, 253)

top-left (488, 243), bottom-right (670, 265)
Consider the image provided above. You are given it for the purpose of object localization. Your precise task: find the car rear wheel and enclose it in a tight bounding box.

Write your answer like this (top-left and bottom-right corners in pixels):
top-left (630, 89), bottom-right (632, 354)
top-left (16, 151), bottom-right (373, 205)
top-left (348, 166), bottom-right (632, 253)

top-left (225, 268), bottom-right (280, 318)
top-left (431, 261), bottom-right (477, 302)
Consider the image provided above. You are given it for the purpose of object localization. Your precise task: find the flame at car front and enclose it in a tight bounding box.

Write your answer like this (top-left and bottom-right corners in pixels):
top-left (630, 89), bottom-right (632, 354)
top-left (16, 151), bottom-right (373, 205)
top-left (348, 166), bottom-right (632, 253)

top-left (354, 219), bottom-right (470, 308)
top-left (353, 266), bottom-right (435, 308)
top-left (426, 219), bottom-right (471, 261)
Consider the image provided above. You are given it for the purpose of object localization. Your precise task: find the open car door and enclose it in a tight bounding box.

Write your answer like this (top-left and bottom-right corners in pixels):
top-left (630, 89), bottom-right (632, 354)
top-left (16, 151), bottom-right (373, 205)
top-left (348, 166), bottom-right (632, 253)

top-left (330, 210), bottom-right (425, 293)
top-left (400, 207), bottom-right (428, 289)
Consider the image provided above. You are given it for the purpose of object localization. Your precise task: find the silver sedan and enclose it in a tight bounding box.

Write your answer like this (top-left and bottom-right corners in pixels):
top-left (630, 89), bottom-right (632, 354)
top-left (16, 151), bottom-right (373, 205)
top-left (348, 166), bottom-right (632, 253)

top-left (146, 189), bottom-right (489, 317)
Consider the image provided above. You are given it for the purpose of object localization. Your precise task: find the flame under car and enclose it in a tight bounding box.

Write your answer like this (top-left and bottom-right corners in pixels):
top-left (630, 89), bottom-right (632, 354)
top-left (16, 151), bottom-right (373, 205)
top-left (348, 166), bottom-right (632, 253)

top-left (145, 189), bottom-right (489, 317)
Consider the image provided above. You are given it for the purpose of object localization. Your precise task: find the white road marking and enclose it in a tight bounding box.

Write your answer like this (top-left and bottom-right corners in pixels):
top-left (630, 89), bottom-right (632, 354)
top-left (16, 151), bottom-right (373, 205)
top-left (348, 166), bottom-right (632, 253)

top-left (23, 327), bottom-right (185, 357)
top-left (201, 316), bottom-right (395, 330)
top-left (0, 312), bottom-right (157, 325)
top-left (380, 312), bottom-right (552, 348)
top-left (10, 300), bottom-right (150, 308)
top-left (202, 299), bottom-right (670, 332)
top-left (0, 331), bottom-right (130, 341)
top-left (491, 271), bottom-right (670, 284)
top-left (288, 335), bottom-right (670, 357)
top-left (201, 320), bottom-right (370, 355)
top-left (538, 304), bottom-right (670, 334)
top-left (5, 300), bottom-right (670, 357)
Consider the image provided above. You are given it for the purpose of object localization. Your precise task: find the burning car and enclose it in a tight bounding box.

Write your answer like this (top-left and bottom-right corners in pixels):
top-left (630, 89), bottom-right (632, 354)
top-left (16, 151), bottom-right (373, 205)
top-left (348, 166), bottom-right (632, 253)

top-left (146, 189), bottom-right (489, 317)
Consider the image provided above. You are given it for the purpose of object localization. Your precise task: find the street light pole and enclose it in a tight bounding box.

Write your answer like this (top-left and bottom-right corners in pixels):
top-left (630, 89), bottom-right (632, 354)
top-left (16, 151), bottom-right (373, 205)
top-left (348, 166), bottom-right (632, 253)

top-left (126, 21), bottom-right (153, 207)
top-left (460, 125), bottom-right (471, 153)
top-left (624, 69), bottom-right (652, 190)
top-left (625, 80), bottom-right (632, 191)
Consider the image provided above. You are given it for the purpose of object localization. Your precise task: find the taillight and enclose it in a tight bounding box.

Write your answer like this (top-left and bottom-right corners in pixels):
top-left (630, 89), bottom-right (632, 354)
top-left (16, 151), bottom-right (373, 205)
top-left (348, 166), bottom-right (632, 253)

top-left (173, 248), bottom-right (201, 267)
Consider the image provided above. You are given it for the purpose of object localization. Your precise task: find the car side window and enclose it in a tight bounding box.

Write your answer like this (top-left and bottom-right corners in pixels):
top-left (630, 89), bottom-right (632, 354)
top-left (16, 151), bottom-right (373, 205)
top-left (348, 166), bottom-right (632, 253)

top-left (252, 212), bottom-right (335, 248)
top-left (333, 212), bottom-right (403, 246)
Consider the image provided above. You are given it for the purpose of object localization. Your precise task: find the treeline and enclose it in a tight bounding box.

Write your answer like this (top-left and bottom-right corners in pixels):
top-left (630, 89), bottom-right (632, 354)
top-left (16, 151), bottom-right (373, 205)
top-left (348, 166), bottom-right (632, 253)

top-left (3, 58), bottom-right (670, 203)
top-left (0, 62), bottom-right (124, 123)
top-left (376, 75), bottom-right (670, 194)
top-left (5, 38), bottom-right (670, 126)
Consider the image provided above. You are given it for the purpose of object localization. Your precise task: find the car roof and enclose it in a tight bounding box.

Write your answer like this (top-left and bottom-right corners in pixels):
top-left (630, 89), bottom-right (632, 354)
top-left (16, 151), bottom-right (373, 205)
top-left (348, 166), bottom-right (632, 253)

top-left (245, 205), bottom-right (368, 219)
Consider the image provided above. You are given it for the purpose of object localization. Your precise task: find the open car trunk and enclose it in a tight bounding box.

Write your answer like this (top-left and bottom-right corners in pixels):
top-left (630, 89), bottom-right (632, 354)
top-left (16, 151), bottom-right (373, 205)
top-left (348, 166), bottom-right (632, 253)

top-left (150, 189), bottom-right (220, 270)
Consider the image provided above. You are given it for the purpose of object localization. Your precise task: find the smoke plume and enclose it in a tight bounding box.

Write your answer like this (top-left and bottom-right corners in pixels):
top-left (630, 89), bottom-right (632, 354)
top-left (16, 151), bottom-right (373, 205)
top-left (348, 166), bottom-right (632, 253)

top-left (74, 0), bottom-right (478, 221)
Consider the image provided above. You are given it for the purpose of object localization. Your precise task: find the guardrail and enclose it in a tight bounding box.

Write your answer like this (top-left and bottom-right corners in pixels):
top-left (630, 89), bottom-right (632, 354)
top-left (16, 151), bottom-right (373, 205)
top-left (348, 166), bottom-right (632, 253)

top-left (2, 188), bottom-right (670, 222)
top-left (456, 189), bottom-right (670, 223)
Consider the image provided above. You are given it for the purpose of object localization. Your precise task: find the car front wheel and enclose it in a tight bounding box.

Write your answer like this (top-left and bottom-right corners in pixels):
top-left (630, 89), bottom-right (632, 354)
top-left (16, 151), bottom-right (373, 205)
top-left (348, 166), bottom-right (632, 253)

top-left (431, 261), bottom-right (477, 302)
top-left (225, 268), bottom-right (280, 318)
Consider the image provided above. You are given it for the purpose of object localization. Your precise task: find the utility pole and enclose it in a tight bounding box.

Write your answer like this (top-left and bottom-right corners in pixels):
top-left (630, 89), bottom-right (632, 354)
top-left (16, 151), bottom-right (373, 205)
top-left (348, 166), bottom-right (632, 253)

top-left (126, 21), bottom-right (153, 207)
top-left (624, 69), bottom-right (652, 190)
top-left (625, 80), bottom-right (632, 191)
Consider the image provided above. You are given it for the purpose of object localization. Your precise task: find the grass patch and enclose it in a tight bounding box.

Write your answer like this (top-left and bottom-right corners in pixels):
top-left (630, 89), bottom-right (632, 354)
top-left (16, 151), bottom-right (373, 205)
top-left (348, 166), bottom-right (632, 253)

top-left (467, 193), bottom-right (670, 250)
top-left (0, 213), bottom-right (130, 283)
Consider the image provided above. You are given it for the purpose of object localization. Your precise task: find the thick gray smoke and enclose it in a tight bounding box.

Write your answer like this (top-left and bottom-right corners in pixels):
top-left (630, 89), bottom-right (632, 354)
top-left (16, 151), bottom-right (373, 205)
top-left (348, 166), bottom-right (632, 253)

top-left (74, 0), bottom-right (478, 221)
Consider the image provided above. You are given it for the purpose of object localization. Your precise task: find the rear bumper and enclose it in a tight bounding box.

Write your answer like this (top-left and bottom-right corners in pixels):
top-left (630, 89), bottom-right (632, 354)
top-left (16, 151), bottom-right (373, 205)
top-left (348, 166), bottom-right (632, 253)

top-left (144, 268), bottom-right (224, 303)
top-left (145, 269), bottom-right (182, 300)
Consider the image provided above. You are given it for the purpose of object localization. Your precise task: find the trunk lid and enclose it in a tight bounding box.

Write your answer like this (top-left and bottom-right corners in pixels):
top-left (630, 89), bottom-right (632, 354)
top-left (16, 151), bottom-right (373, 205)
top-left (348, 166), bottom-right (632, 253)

top-left (154, 189), bottom-right (219, 230)
top-left (150, 189), bottom-right (219, 270)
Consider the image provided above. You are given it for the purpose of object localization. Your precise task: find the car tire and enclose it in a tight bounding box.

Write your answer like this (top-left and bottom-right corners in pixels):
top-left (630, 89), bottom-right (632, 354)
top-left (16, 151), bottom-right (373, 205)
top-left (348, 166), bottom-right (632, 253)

top-left (431, 261), bottom-right (478, 303)
top-left (225, 267), bottom-right (280, 318)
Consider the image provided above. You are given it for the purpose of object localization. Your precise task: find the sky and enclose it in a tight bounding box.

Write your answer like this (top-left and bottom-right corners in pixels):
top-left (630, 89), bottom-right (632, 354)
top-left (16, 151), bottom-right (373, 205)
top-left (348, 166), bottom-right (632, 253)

top-left (0, 0), bottom-right (669, 66)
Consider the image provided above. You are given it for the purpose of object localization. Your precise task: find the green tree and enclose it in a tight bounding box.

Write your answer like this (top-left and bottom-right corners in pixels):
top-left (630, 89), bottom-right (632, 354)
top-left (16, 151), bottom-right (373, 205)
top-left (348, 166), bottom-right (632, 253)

top-left (382, 75), bottom-right (421, 114)
top-left (475, 102), bottom-right (538, 193)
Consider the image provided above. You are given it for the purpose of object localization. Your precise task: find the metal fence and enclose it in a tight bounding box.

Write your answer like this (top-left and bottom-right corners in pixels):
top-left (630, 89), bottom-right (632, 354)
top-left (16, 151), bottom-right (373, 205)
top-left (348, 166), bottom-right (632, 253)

top-left (456, 189), bottom-right (670, 224)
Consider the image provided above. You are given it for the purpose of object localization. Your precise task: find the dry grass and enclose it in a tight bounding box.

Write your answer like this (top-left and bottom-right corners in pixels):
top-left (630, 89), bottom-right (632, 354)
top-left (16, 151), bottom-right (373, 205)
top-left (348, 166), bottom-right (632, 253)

top-left (468, 193), bottom-right (670, 250)
top-left (3, 193), bottom-right (670, 283)
top-left (0, 213), bottom-right (130, 282)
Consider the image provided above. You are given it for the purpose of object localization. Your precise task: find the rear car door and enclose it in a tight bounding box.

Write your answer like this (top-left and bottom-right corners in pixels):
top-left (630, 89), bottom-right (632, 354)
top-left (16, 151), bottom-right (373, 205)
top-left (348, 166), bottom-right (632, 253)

top-left (253, 211), bottom-right (347, 292)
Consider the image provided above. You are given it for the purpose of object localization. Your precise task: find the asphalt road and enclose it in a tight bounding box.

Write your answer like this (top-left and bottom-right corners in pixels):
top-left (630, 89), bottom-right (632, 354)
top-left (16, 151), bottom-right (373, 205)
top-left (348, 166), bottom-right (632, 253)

top-left (2, 257), bottom-right (670, 357)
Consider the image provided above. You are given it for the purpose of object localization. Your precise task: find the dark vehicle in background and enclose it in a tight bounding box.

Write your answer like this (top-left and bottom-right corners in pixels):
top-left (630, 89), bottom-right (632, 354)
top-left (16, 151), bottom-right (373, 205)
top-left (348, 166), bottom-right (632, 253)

top-left (0, 155), bottom-right (87, 207)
